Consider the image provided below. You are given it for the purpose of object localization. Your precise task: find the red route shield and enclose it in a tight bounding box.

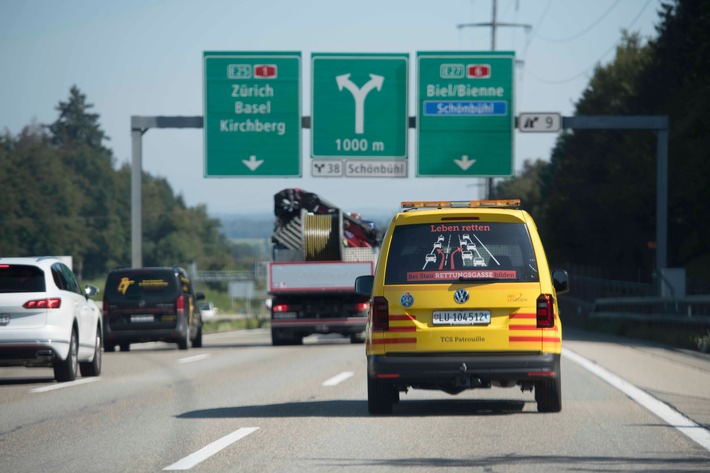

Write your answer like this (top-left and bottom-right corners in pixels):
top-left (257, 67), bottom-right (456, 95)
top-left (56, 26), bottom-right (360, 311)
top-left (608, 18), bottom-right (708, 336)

top-left (254, 64), bottom-right (277, 78)
top-left (467, 64), bottom-right (491, 79)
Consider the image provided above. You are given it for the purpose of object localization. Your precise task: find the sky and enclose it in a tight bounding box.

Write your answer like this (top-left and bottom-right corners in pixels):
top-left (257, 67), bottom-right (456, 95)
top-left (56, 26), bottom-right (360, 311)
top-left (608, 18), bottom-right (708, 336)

top-left (0, 0), bottom-right (664, 217)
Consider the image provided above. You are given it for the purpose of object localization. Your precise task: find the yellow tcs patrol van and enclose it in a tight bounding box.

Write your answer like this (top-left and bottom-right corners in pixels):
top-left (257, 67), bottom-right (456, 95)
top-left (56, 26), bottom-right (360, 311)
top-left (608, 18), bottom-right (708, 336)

top-left (355, 200), bottom-right (569, 415)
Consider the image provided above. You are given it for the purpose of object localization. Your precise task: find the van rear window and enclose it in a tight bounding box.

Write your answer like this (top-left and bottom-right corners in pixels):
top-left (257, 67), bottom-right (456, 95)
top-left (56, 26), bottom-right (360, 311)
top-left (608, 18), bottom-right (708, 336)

top-left (105, 271), bottom-right (178, 299)
top-left (384, 222), bottom-right (539, 285)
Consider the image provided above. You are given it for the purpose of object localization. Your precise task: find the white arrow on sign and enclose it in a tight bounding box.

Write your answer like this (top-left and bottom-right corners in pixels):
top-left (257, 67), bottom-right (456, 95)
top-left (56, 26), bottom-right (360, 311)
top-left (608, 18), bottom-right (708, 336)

top-left (454, 155), bottom-right (476, 171)
top-left (336, 73), bottom-right (384, 134)
top-left (242, 155), bottom-right (263, 171)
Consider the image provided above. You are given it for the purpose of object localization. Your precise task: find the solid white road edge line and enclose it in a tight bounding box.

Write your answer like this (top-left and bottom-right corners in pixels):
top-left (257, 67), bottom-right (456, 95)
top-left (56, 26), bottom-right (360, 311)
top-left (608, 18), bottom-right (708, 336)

top-left (178, 354), bottom-right (212, 364)
top-left (163, 427), bottom-right (260, 471)
top-left (30, 377), bottom-right (100, 393)
top-left (563, 347), bottom-right (710, 453)
top-left (322, 371), bottom-right (354, 387)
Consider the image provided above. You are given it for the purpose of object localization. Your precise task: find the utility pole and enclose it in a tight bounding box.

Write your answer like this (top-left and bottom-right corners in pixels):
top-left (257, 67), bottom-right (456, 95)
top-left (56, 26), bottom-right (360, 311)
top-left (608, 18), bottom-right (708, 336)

top-left (457, 0), bottom-right (530, 198)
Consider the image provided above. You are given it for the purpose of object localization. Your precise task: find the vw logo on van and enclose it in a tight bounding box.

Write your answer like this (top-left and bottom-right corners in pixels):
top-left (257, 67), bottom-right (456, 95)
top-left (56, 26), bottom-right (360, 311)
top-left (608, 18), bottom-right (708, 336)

top-left (454, 289), bottom-right (469, 304)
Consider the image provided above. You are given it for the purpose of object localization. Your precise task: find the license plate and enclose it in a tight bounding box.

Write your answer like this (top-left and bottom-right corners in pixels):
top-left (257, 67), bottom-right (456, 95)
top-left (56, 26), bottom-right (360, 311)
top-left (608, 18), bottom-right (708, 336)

top-left (130, 315), bottom-right (154, 323)
top-left (432, 310), bottom-right (491, 325)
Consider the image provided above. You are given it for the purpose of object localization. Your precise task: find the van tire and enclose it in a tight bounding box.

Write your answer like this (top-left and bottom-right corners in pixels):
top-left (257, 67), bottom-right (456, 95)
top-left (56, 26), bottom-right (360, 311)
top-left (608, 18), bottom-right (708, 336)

top-left (178, 327), bottom-right (189, 350)
top-left (367, 375), bottom-right (394, 415)
top-left (535, 361), bottom-right (562, 413)
top-left (192, 324), bottom-right (203, 348)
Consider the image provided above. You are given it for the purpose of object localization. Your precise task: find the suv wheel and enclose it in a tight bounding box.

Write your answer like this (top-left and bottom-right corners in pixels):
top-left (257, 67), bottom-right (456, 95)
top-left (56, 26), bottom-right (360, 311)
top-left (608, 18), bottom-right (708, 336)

top-left (79, 326), bottom-right (102, 377)
top-left (535, 361), bottom-right (562, 413)
top-left (367, 375), bottom-right (395, 415)
top-left (54, 329), bottom-right (78, 382)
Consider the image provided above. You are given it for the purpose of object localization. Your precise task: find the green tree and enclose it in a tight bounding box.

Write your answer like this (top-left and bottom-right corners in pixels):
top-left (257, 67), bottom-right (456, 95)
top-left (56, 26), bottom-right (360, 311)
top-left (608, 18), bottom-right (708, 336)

top-left (1, 86), bottom-right (237, 280)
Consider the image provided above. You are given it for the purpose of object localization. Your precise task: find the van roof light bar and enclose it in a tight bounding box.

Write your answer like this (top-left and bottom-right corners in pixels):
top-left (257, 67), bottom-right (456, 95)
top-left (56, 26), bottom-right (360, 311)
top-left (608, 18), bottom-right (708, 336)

top-left (401, 199), bottom-right (521, 210)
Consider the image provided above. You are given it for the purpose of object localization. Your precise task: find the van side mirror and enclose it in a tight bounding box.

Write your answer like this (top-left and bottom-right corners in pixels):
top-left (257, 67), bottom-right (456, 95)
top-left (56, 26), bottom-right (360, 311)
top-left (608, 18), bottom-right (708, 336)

top-left (551, 269), bottom-right (569, 294)
top-left (354, 275), bottom-right (374, 296)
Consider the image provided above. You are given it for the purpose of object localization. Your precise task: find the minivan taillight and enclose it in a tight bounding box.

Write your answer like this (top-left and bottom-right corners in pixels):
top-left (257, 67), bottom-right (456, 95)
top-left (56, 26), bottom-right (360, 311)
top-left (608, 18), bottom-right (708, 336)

top-left (356, 302), bottom-right (370, 313)
top-left (372, 296), bottom-right (389, 331)
top-left (536, 294), bottom-right (555, 328)
top-left (23, 298), bottom-right (61, 309)
top-left (176, 295), bottom-right (186, 315)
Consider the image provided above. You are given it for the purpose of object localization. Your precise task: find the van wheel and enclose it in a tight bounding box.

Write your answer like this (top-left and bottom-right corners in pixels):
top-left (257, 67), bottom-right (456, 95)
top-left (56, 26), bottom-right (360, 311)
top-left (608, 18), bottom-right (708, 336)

top-left (178, 327), bottom-right (189, 350)
top-left (368, 375), bottom-right (394, 415)
top-left (536, 361), bottom-right (562, 413)
top-left (192, 324), bottom-right (203, 348)
top-left (54, 329), bottom-right (78, 382)
top-left (79, 326), bottom-right (102, 377)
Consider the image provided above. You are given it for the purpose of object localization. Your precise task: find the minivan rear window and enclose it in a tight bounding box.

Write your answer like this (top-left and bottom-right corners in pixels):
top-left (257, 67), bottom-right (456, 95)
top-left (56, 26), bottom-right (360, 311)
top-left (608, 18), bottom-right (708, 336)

top-left (104, 270), bottom-right (179, 300)
top-left (384, 222), bottom-right (539, 285)
top-left (0, 265), bottom-right (46, 293)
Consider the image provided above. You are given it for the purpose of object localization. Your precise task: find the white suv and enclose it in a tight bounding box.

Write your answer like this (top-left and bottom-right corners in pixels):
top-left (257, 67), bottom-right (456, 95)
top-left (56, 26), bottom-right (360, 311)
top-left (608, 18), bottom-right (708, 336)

top-left (0, 256), bottom-right (103, 382)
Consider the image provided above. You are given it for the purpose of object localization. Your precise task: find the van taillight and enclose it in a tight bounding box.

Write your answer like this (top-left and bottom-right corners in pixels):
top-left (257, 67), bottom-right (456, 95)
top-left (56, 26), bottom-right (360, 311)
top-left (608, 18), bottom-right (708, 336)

top-left (536, 294), bottom-right (554, 328)
top-left (372, 296), bottom-right (389, 331)
top-left (176, 295), bottom-right (185, 315)
top-left (23, 298), bottom-right (61, 309)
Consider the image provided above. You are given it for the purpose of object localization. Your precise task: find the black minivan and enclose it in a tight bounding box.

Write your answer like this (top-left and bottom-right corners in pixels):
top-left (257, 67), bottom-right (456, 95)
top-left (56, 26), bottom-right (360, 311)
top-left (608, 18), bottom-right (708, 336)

top-left (103, 267), bottom-right (204, 351)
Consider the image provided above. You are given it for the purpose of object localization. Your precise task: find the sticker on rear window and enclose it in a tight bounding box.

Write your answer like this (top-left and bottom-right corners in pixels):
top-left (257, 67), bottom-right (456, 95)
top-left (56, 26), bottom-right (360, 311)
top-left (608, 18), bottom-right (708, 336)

top-left (117, 277), bottom-right (135, 295)
top-left (407, 270), bottom-right (517, 282)
top-left (138, 279), bottom-right (169, 289)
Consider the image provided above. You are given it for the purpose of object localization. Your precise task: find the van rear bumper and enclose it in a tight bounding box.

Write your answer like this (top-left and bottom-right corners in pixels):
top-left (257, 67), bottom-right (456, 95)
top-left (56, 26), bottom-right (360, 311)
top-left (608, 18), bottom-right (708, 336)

top-left (368, 352), bottom-right (560, 385)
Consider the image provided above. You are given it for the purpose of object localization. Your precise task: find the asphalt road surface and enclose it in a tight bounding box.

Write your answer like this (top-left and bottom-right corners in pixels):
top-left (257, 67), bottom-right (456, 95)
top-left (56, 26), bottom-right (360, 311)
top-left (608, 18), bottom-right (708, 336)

top-left (1, 327), bottom-right (709, 472)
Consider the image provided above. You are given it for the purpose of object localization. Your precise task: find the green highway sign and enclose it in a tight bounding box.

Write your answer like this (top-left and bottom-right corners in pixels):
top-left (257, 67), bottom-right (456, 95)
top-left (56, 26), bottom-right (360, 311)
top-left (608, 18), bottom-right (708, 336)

top-left (203, 51), bottom-right (301, 177)
top-left (311, 53), bottom-right (408, 161)
top-left (416, 51), bottom-right (515, 177)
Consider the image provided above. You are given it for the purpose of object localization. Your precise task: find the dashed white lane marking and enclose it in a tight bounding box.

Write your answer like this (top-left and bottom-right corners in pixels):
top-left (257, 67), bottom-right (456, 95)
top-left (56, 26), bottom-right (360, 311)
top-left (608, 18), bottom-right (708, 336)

top-left (563, 347), bottom-right (710, 453)
top-left (178, 354), bottom-right (211, 364)
top-left (163, 427), bottom-right (259, 470)
top-left (30, 377), bottom-right (100, 393)
top-left (322, 371), bottom-right (354, 387)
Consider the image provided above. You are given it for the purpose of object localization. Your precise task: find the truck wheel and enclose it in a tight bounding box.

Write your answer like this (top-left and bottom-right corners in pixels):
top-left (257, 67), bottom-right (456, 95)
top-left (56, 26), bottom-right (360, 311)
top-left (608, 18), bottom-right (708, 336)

top-left (368, 375), bottom-right (394, 415)
top-left (350, 332), bottom-right (366, 344)
top-left (271, 329), bottom-right (302, 346)
top-left (535, 361), bottom-right (562, 413)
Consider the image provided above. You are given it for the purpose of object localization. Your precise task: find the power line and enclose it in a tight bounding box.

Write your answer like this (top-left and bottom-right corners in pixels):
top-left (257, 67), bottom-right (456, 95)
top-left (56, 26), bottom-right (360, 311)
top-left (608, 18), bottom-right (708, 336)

top-left (533, 0), bottom-right (623, 43)
top-left (524, 0), bottom-right (654, 85)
